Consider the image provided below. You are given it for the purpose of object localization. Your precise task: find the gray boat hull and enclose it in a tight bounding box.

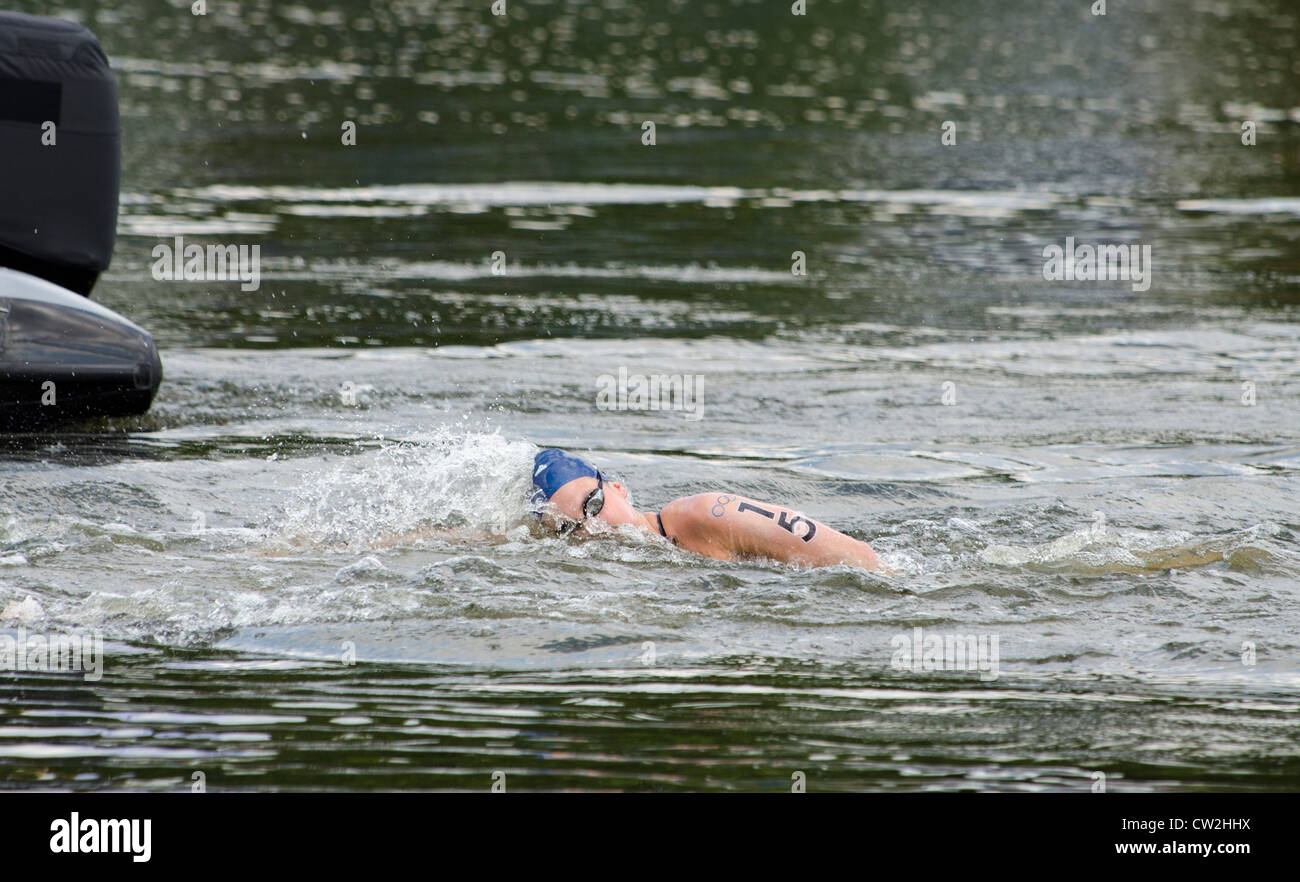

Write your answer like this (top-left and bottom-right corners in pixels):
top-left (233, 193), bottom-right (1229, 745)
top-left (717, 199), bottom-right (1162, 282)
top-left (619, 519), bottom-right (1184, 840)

top-left (0, 268), bottom-right (161, 428)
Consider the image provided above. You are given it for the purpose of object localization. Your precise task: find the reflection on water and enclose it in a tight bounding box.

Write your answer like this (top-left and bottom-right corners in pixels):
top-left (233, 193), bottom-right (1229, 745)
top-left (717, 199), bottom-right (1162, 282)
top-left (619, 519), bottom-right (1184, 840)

top-left (4, 658), bottom-right (1297, 792)
top-left (2, 0), bottom-right (1298, 791)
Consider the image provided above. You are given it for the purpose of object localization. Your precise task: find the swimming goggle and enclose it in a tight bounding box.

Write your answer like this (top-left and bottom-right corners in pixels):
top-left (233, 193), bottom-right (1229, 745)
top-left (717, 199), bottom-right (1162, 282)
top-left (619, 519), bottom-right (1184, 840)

top-left (554, 472), bottom-right (606, 536)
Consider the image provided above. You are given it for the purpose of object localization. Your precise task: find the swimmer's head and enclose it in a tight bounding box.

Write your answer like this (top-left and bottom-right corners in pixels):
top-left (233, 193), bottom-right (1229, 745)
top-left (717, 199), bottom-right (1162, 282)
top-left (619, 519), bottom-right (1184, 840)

top-left (530, 448), bottom-right (640, 535)
top-left (531, 448), bottom-right (599, 507)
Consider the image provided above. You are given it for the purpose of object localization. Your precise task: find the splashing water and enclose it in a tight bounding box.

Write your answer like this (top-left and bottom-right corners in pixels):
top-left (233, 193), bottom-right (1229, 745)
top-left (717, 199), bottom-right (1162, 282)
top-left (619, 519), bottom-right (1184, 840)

top-left (275, 430), bottom-right (538, 549)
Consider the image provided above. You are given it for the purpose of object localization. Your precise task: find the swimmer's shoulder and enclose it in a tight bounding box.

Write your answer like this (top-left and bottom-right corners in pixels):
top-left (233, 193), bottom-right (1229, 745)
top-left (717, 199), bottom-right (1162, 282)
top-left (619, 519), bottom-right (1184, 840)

top-left (659, 492), bottom-right (714, 528)
top-left (657, 493), bottom-right (742, 560)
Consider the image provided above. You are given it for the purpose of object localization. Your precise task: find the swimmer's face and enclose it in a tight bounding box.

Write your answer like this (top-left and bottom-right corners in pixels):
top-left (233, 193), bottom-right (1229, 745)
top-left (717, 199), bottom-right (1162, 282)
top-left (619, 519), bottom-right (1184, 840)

top-left (546, 476), bottom-right (639, 535)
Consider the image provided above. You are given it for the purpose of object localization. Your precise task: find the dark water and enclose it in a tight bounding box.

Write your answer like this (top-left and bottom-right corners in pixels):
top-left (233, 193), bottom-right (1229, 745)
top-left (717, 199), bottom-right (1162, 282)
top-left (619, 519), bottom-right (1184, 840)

top-left (2, 0), bottom-right (1299, 791)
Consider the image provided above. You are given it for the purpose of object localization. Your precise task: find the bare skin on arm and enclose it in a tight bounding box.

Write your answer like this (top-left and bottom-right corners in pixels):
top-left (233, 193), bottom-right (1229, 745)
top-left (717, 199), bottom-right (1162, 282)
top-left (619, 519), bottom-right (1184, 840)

top-left (255, 524), bottom-right (499, 556)
top-left (662, 493), bottom-right (883, 570)
top-left (544, 476), bottom-right (885, 571)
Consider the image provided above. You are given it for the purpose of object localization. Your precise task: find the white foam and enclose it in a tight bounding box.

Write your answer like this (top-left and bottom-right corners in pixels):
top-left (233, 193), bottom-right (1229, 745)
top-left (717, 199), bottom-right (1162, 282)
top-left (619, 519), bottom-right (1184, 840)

top-left (276, 429), bottom-right (537, 549)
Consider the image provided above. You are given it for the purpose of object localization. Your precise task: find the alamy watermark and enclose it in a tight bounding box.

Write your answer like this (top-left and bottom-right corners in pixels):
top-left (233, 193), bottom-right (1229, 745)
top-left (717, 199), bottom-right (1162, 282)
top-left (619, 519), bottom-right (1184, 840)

top-left (596, 366), bottom-right (704, 421)
top-left (890, 626), bottom-right (1000, 681)
top-left (49, 813), bottom-right (150, 862)
top-left (151, 235), bottom-right (261, 291)
top-left (1042, 236), bottom-right (1152, 292)
top-left (0, 628), bottom-right (104, 681)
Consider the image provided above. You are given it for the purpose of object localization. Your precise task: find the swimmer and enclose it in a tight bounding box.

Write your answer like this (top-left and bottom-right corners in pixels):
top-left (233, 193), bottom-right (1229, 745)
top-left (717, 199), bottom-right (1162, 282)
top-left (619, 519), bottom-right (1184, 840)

top-left (531, 448), bottom-right (884, 571)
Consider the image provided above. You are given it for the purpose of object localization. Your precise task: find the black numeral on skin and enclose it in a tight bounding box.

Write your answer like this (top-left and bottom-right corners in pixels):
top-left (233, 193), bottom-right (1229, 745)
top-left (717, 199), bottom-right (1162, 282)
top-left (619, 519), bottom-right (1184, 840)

top-left (778, 510), bottom-right (817, 542)
top-left (737, 502), bottom-right (817, 543)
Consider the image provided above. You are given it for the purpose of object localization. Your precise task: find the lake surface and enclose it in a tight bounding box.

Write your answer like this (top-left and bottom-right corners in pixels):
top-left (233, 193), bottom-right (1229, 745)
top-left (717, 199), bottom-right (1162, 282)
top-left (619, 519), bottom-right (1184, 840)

top-left (1, 0), bottom-right (1298, 791)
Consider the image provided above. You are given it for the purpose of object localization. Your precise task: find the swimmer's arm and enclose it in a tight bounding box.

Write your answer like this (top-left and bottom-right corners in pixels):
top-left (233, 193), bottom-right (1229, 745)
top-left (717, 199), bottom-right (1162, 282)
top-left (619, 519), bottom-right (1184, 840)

top-left (256, 525), bottom-right (498, 556)
top-left (662, 493), bottom-right (885, 571)
top-left (372, 524), bottom-right (499, 548)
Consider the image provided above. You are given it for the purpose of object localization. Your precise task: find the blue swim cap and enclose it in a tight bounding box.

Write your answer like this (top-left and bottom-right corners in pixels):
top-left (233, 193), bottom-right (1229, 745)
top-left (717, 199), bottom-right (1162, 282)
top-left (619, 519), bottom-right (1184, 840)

top-left (530, 448), bottom-right (599, 512)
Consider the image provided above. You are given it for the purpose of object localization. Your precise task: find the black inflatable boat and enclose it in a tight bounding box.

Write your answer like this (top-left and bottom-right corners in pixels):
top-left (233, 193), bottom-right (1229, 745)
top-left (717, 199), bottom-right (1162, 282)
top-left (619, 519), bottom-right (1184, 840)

top-left (0, 11), bottom-right (162, 429)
